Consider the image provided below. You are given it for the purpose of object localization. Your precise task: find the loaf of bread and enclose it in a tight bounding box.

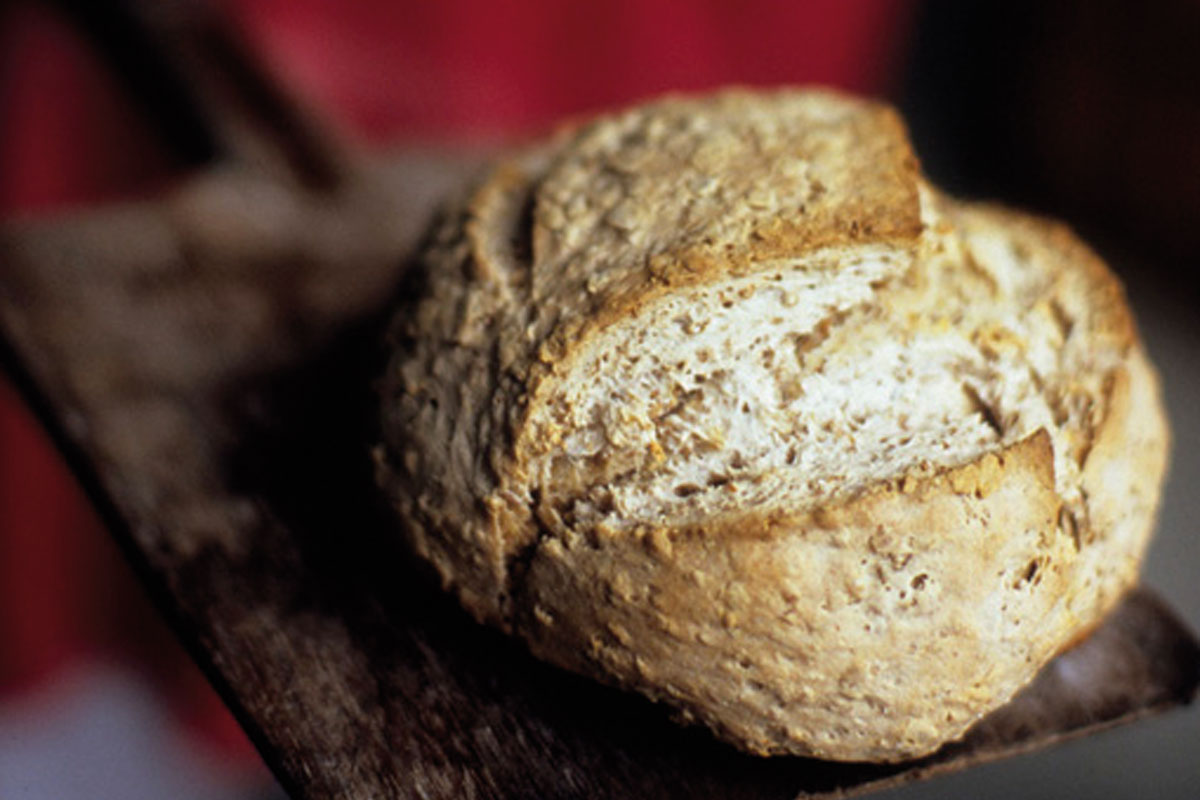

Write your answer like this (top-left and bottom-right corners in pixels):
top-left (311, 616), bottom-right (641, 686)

top-left (375, 89), bottom-right (1168, 762)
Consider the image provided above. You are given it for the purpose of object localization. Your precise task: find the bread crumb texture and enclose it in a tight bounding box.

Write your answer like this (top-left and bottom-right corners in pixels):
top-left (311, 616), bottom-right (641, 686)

top-left (376, 88), bottom-right (1168, 762)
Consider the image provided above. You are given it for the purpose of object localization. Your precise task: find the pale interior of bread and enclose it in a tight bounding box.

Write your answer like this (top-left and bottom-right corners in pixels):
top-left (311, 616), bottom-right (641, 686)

top-left (529, 187), bottom-right (1113, 530)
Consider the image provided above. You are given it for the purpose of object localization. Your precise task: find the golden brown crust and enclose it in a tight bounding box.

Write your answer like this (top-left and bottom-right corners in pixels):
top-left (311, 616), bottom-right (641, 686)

top-left (378, 88), bottom-right (926, 624)
top-left (376, 88), bottom-right (1169, 760)
top-left (515, 431), bottom-right (1066, 760)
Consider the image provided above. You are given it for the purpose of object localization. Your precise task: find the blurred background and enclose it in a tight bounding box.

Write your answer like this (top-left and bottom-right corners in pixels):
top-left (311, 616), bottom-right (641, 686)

top-left (0, 1), bottom-right (1196, 797)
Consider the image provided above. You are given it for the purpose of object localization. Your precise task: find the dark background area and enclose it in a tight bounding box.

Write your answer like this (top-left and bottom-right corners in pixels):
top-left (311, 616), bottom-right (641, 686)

top-left (901, 1), bottom-right (1200, 285)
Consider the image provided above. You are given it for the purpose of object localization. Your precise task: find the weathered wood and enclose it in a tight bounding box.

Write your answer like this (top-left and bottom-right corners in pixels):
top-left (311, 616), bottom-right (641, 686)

top-left (0, 151), bottom-right (1197, 800)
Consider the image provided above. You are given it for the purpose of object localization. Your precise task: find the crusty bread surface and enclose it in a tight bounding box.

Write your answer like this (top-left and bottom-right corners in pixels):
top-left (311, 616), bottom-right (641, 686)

top-left (375, 88), bottom-right (1169, 762)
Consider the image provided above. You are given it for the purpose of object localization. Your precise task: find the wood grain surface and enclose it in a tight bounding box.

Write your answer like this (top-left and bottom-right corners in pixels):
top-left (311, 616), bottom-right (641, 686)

top-left (1, 148), bottom-right (1198, 800)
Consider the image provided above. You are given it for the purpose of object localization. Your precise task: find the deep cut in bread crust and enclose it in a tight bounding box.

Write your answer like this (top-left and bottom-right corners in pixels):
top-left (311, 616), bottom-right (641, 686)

top-left (376, 89), bottom-right (1168, 761)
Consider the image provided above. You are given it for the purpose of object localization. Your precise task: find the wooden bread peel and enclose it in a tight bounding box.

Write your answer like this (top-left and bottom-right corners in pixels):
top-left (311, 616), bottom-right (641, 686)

top-left (1, 2), bottom-right (1197, 798)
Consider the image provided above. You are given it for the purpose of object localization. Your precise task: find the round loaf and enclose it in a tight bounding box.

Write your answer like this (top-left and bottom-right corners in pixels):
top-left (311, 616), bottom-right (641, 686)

top-left (375, 89), bottom-right (1169, 761)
